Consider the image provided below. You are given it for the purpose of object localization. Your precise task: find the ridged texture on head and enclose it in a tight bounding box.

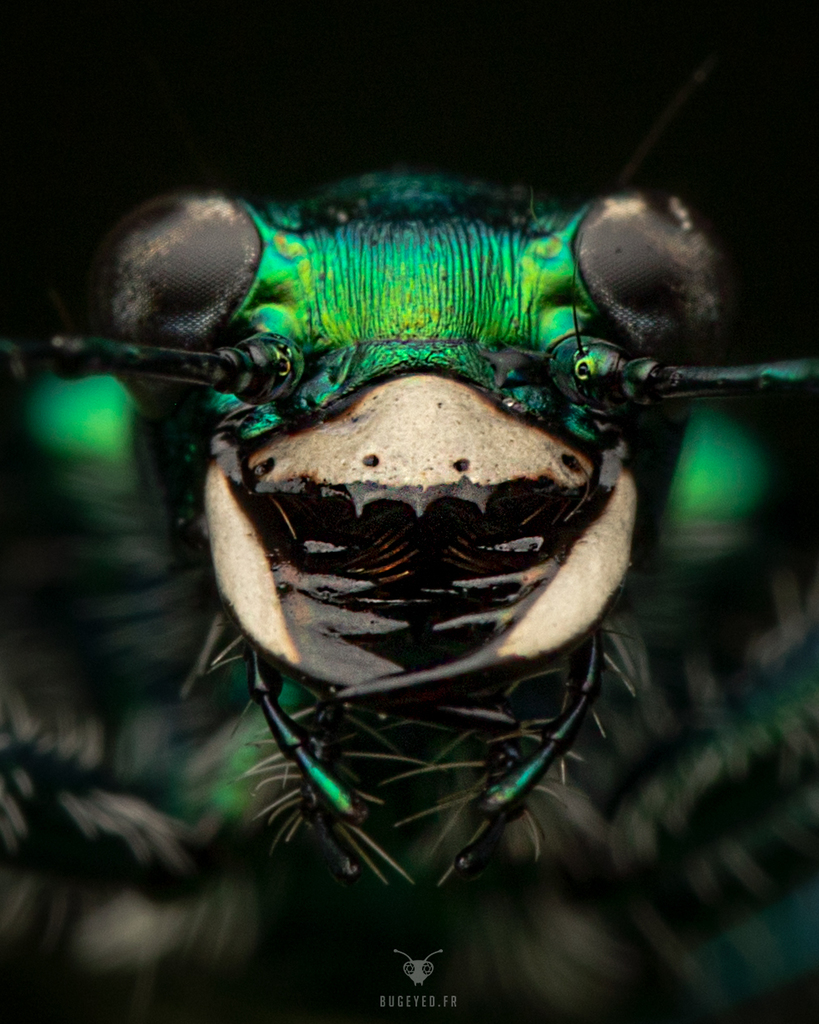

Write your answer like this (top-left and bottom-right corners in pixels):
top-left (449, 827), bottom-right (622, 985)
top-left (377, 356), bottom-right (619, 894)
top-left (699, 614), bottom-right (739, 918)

top-left (237, 172), bottom-right (592, 352)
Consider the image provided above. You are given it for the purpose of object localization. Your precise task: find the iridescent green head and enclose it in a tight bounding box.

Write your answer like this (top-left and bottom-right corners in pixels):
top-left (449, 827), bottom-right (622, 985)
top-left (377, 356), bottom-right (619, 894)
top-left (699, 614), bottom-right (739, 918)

top-left (233, 172), bottom-right (592, 355)
top-left (88, 172), bottom-right (732, 702)
top-left (91, 171), bottom-right (730, 428)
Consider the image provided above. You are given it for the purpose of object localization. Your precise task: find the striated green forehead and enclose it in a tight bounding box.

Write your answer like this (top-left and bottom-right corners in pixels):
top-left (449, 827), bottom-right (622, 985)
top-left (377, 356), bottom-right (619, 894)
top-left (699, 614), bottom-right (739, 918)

top-left (231, 173), bottom-right (595, 354)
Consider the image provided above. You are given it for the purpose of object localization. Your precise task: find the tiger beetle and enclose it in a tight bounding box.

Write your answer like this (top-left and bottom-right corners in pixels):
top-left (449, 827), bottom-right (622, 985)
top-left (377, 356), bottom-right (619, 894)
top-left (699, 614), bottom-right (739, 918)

top-left (3, 171), bottom-right (818, 884)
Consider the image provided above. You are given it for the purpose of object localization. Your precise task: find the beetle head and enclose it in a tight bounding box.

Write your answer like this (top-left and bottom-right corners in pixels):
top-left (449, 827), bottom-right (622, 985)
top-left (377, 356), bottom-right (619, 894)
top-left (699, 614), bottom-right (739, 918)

top-left (88, 174), bottom-right (731, 707)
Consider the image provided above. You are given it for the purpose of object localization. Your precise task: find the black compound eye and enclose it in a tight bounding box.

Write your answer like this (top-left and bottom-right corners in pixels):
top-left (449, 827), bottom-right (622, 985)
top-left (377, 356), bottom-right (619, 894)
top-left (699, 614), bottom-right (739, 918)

top-left (576, 190), bottom-right (733, 364)
top-left (89, 192), bottom-right (262, 350)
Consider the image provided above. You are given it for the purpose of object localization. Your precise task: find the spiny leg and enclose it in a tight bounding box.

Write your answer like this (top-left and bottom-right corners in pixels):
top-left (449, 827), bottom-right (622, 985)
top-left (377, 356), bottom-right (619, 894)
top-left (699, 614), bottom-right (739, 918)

top-left (245, 649), bottom-right (365, 883)
top-left (451, 738), bottom-right (523, 879)
top-left (455, 633), bottom-right (602, 877)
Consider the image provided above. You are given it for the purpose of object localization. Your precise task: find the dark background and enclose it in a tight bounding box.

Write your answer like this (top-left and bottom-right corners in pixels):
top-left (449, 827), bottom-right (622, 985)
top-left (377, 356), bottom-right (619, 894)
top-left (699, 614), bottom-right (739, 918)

top-left (0, 3), bottom-right (816, 538)
top-left (0, 4), bottom-right (817, 1023)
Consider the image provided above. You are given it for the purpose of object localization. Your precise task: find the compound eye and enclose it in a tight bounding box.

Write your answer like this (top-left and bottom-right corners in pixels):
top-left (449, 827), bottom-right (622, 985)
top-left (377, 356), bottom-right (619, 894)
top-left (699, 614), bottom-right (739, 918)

top-left (403, 962), bottom-right (414, 977)
top-left (89, 192), bottom-right (261, 350)
top-left (422, 961), bottom-right (434, 976)
top-left (576, 190), bottom-right (733, 364)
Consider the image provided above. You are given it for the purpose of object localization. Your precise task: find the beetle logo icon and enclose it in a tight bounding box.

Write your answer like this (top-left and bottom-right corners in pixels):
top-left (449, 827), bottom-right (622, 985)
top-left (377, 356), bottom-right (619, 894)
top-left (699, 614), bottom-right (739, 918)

top-left (394, 948), bottom-right (442, 986)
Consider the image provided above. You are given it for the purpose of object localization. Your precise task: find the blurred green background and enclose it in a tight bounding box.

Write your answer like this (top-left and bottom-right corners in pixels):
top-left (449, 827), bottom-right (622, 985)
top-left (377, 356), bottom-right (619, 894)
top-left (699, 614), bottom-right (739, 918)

top-left (1, 4), bottom-right (818, 1023)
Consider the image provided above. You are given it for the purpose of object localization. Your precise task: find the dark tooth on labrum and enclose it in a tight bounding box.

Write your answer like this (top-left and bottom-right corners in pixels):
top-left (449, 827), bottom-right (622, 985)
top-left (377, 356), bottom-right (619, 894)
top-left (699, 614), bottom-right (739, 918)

top-left (343, 479), bottom-right (494, 517)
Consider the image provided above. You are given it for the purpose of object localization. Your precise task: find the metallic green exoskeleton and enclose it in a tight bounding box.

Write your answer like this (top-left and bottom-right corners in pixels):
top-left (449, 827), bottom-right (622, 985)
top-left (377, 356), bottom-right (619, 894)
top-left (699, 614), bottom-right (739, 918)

top-left (7, 171), bottom-right (819, 1023)
top-left (7, 171), bottom-right (819, 887)
top-left (89, 172), bottom-right (732, 882)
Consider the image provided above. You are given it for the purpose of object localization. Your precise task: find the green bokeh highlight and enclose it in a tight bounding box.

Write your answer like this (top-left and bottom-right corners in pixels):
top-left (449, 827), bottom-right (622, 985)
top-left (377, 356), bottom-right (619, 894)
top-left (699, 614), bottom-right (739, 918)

top-left (666, 407), bottom-right (771, 522)
top-left (25, 375), bottom-right (133, 461)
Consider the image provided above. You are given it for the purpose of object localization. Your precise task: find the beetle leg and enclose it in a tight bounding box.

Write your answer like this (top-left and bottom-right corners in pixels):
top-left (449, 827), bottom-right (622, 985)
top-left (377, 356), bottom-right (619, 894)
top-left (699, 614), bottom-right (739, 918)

top-left (455, 633), bottom-right (602, 877)
top-left (245, 649), bottom-right (367, 883)
top-left (300, 804), bottom-right (362, 885)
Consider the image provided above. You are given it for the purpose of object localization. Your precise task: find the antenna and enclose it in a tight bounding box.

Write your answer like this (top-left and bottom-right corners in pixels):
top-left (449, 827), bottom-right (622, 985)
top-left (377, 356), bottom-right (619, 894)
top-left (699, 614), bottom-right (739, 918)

top-left (570, 261), bottom-right (586, 356)
top-left (617, 53), bottom-right (718, 188)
